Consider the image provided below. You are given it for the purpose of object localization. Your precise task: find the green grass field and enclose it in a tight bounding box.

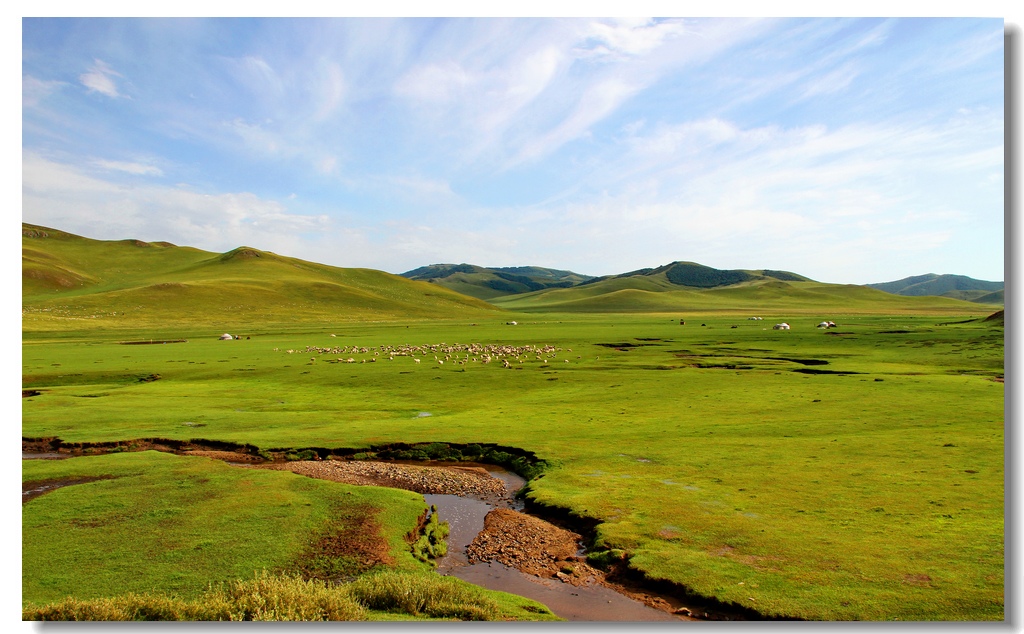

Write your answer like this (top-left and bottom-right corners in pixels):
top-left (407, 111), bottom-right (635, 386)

top-left (23, 312), bottom-right (1004, 620)
top-left (22, 226), bottom-right (1004, 621)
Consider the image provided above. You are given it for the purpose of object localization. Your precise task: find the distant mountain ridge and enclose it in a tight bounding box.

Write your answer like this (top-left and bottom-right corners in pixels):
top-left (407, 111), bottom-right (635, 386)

top-left (867, 274), bottom-right (1003, 304)
top-left (400, 263), bottom-right (593, 300)
top-left (24, 223), bottom-right (1000, 326)
top-left (579, 261), bottom-right (812, 288)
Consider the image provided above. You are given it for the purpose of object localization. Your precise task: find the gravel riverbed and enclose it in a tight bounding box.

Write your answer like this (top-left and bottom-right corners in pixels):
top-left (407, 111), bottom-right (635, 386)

top-left (261, 460), bottom-right (510, 501)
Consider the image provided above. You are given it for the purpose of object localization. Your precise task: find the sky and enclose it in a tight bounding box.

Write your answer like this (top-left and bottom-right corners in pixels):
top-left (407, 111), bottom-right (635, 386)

top-left (20, 14), bottom-right (1008, 284)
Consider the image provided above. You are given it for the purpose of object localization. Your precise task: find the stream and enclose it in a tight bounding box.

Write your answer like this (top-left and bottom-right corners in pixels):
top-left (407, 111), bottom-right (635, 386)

top-left (424, 465), bottom-right (681, 622)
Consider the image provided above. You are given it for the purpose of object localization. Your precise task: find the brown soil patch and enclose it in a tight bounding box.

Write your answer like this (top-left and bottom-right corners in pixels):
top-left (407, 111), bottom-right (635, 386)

top-left (467, 508), bottom-right (595, 584)
top-left (466, 508), bottom-right (687, 616)
top-left (292, 504), bottom-right (393, 582)
top-left (181, 450), bottom-right (264, 463)
top-left (903, 574), bottom-right (933, 587)
top-left (265, 460), bottom-right (508, 501)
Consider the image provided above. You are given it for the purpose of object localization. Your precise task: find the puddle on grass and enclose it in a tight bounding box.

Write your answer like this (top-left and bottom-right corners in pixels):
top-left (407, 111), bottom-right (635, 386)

top-left (22, 452), bottom-right (69, 460)
top-left (22, 476), bottom-right (115, 503)
top-left (425, 465), bottom-right (682, 622)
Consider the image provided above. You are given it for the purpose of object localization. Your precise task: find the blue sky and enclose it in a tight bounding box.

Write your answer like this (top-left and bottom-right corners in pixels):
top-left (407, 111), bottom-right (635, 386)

top-left (21, 16), bottom-right (1006, 283)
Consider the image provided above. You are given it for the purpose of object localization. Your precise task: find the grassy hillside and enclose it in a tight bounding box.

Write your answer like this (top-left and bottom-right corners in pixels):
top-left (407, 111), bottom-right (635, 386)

top-left (400, 263), bottom-right (593, 300)
top-left (493, 276), bottom-right (994, 316)
top-left (22, 224), bottom-right (500, 332)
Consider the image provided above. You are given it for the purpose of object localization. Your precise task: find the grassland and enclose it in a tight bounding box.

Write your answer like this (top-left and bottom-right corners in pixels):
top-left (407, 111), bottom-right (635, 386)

top-left (23, 311), bottom-right (1003, 620)
top-left (22, 224), bottom-right (1003, 620)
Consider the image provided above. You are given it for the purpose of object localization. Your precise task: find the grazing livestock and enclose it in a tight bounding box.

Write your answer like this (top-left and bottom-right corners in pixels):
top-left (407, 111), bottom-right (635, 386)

top-left (773, 323), bottom-right (791, 330)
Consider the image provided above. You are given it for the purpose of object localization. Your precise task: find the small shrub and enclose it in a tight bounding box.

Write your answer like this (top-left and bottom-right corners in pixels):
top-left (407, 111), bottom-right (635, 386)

top-left (586, 548), bottom-right (627, 570)
top-left (411, 511), bottom-right (450, 563)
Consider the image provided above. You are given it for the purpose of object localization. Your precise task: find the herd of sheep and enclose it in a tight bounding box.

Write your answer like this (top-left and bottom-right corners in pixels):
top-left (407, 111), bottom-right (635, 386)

top-left (277, 342), bottom-right (572, 369)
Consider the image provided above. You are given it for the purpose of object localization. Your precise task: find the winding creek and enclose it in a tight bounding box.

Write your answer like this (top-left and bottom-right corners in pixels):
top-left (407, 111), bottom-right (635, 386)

top-left (24, 448), bottom-right (700, 621)
top-left (423, 465), bottom-right (681, 622)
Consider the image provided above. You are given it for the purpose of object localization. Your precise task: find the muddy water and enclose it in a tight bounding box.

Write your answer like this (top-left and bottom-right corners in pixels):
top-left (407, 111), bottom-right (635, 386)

top-left (425, 466), bottom-right (680, 622)
top-left (22, 476), bottom-right (115, 503)
top-left (22, 452), bottom-right (69, 460)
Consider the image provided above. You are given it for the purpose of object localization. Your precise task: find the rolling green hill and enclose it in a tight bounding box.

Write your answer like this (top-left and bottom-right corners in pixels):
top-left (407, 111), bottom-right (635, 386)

top-left (493, 267), bottom-right (993, 316)
top-left (22, 224), bottom-right (500, 332)
top-left (867, 274), bottom-right (1003, 303)
top-left (400, 263), bottom-right (593, 300)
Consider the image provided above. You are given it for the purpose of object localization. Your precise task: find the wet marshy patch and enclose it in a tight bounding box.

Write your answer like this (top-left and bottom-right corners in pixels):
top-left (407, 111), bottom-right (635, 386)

top-left (792, 368), bottom-right (862, 375)
top-left (594, 342), bottom-right (659, 351)
top-left (763, 357), bottom-right (829, 366)
top-left (23, 475), bottom-right (118, 503)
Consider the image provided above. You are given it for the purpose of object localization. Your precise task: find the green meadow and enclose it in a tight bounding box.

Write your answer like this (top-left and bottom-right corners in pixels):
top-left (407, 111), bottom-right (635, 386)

top-left (22, 227), bottom-right (1004, 620)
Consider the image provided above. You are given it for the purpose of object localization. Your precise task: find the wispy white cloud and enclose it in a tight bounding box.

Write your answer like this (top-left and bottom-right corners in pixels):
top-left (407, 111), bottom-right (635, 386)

top-left (23, 75), bottom-right (65, 108)
top-left (22, 153), bottom-right (332, 258)
top-left (574, 18), bottom-right (690, 60)
top-left (511, 77), bottom-right (642, 165)
top-left (79, 60), bottom-right (128, 98)
top-left (392, 18), bottom-right (774, 168)
top-left (93, 159), bottom-right (164, 177)
top-left (497, 104), bottom-right (1003, 281)
top-left (800, 61), bottom-right (860, 98)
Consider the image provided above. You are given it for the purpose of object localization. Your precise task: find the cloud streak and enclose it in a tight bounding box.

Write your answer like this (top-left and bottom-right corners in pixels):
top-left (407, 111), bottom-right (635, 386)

top-left (79, 60), bottom-right (128, 98)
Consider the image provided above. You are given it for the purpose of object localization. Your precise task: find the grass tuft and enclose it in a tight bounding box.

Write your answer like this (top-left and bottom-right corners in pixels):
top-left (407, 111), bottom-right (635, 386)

top-left (216, 571), bottom-right (366, 621)
top-left (23, 570), bottom-right (517, 621)
top-left (348, 570), bottom-right (501, 620)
